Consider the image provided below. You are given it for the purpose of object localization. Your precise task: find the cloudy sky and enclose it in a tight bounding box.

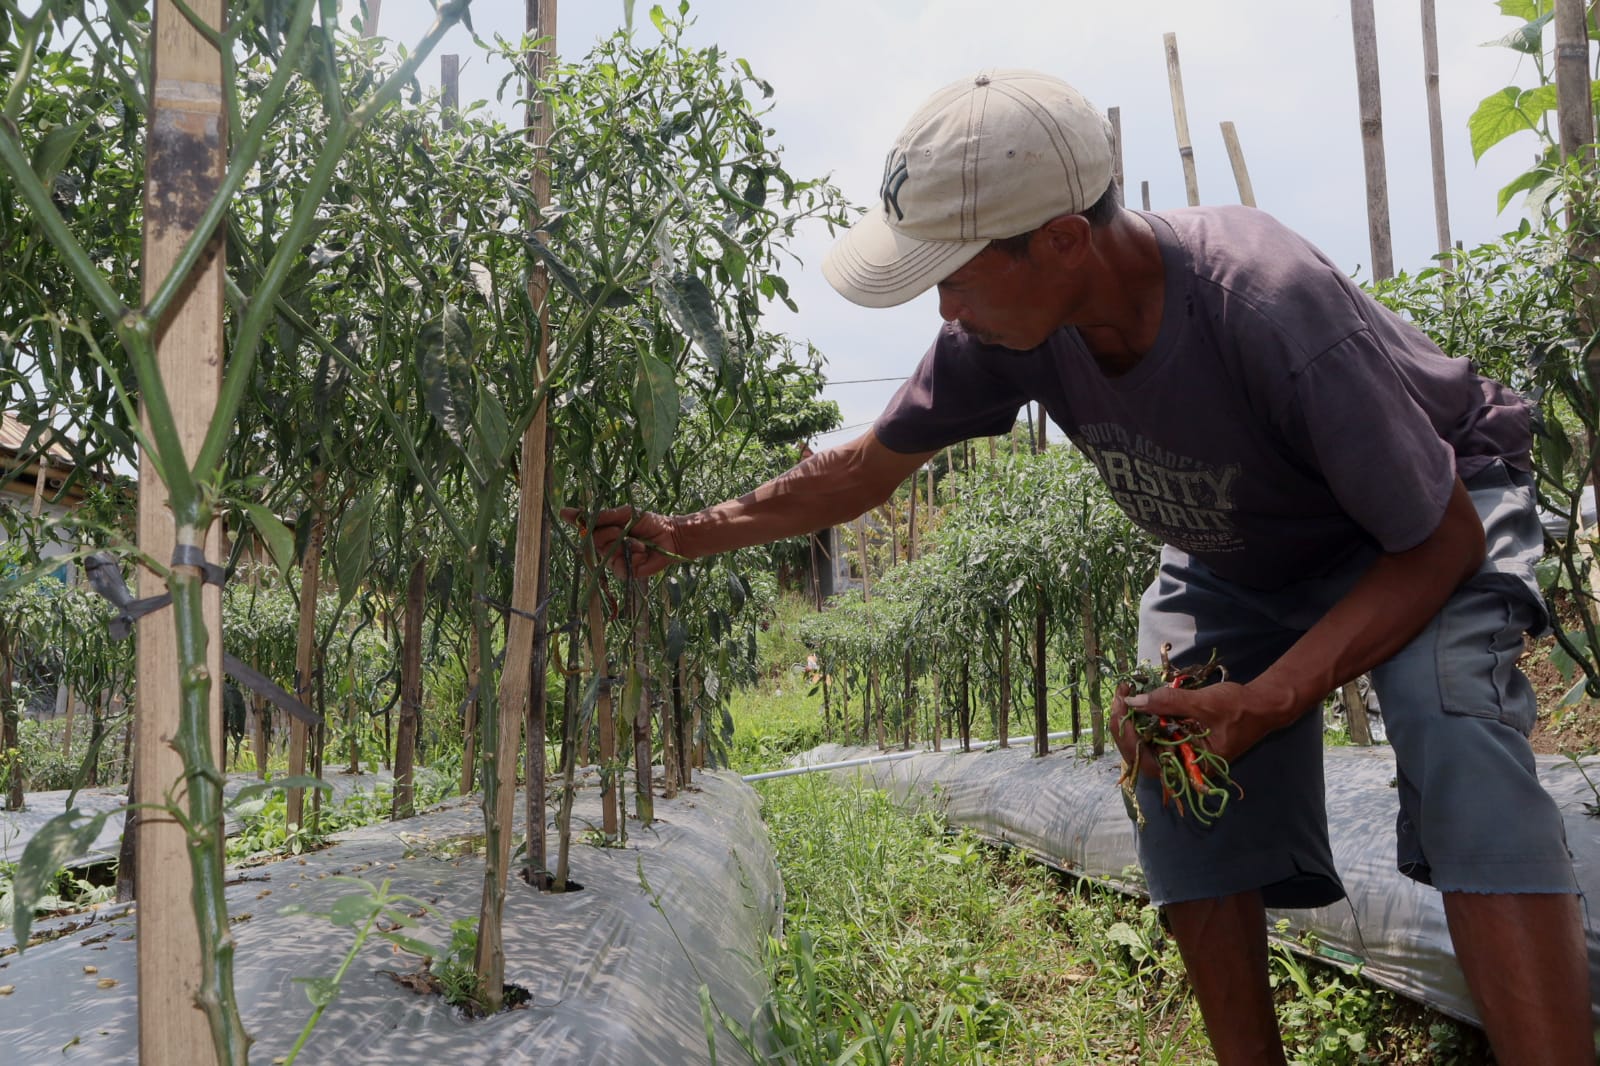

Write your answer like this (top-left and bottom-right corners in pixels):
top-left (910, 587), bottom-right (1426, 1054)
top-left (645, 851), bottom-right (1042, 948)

top-left (373, 0), bottom-right (1560, 446)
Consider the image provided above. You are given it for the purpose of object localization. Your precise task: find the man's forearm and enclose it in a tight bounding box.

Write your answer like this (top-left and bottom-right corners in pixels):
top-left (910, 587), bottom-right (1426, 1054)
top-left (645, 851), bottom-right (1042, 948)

top-left (1248, 477), bottom-right (1487, 722)
top-left (671, 432), bottom-right (932, 559)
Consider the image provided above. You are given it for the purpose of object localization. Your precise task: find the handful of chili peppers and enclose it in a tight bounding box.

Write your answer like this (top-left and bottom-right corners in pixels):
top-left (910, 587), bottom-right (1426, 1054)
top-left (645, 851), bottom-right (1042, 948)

top-left (1119, 644), bottom-right (1244, 829)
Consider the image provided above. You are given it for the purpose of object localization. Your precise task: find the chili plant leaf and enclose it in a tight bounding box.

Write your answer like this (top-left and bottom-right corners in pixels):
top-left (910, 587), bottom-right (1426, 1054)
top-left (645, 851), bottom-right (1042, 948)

top-left (333, 491), bottom-right (377, 609)
top-left (30, 118), bottom-right (92, 186)
top-left (228, 775), bottom-right (332, 809)
top-left (632, 353), bottom-right (679, 471)
top-left (416, 303), bottom-right (474, 451)
top-left (328, 891), bottom-right (375, 928)
top-left (653, 270), bottom-right (727, 375)
top-left (523, 234), bottom-right (587, 303)
top-left (295, 975), bottom-right (340, 1009)
top-left (665, 618), bottom-right (687, 662)
top-left (11, 807), bottom-right (113, 951)
top-left (238, 501), bottom-right (296, 580)
top-left (473, 379), bottom-right (510, 470)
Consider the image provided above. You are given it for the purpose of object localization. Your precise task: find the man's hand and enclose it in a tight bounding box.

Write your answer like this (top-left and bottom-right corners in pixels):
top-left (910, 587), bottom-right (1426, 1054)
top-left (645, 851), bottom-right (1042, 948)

top-left (1116, 678), bottom-right (1297, 768)
top-left (561, 506), bottom-right (684, 579)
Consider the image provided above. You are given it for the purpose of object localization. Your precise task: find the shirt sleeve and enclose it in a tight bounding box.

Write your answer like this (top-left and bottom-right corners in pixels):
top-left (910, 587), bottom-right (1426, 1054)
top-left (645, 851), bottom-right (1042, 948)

top-left (874, 325), bottom-right (1028, 454)
top-left (1282, 328), bottom-right (1457, 554)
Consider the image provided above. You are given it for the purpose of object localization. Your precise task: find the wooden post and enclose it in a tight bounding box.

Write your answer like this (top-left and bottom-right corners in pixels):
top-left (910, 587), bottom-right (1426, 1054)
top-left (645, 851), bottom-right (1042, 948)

top-left (1349, 0), bottom-right (1394, 280)
top-left (391, 557), bottom-right (425, 819)
top-left (997, 624), bottom-right (1011, 749)
top-left (1107, 105), bottom-right (1124, 197)
top-left (286, 470), bottom-right (325, 829)
top-left (138, 0), bottom-right (228, 1057)
top-left (1033, 596), bottom-right (1048, 757)
top-left (586, 575), bottom-right (619, 837)
top-left (1419, 0), bottom-right (1452, 264)
top-left (631, 579), bottom-right (653, 824)
top-left (856, 516), bottom-right (871, 600)
top-left (1140, 180), bottom-right (1151, 211)
top-left (1082, 587), bottom-right (1104, 756)
top-left (906, 468), bottom-right (917, 563)
top-left (1219, 122), bottom-right (1256, 207)
top-left (459, 623), bottom-right (479, 793)
top-left (1162, 33), bottom-right (1201, 207)
top-left (1341, 680), bottom-right (1374, 746)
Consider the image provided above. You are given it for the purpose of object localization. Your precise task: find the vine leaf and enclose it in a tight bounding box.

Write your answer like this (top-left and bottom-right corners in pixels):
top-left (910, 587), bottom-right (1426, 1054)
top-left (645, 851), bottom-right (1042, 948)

top-left (11, 807), bottom-right (113, 951)
top-left (416, 303), bottom-right (474, 451)
top-left (1469, 85), bottom-right (1555, 161)
top-left (632, 353), bottom-right (679, 472)
top-left (653, 269), bottom-right (727, 376)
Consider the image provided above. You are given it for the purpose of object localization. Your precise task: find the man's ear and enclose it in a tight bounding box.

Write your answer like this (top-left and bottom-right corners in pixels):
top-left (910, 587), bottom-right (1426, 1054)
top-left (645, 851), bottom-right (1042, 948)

top-left (1037, 214), bottom-right (1092, 265)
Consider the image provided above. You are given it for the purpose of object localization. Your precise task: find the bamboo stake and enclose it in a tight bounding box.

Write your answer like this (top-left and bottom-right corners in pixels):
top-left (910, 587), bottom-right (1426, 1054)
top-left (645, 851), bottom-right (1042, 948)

top-left (1140, 180), bottom-right (1151, 211)
top-left (1219, 122), bottom-right (1256, 207)
top-left (631, 578), bottom-right (653, 824)
top-left (1162, 33), bottom-right (1201, 206)
top-left (137, 0), bottom-right (231, 1056)
top-left (460, 622), bottom-right (479, 793)
top-left (391, 557), bottom-right (425, 819)
top-left (286, 470), bottom-right (324, 829)
top-left (1082, 587), bottom-right (1104, 756)
top-left (474, 0), bottom-right (558, 1001)
top-left (998, 624), bottom-right (1010, 749)
top-left (361, 0), bottom-right (382, 37)
top-left (1341, 680), bottom-right (1374, 746)
top-left (1349, 0), bottom-right (1394, 280)
top-left (1107, 106), bottom-right (1124, 197)
top-left (586, 574), bottom-right (619, 838)
top-left (1419, 0), bottom-right (1452, 264)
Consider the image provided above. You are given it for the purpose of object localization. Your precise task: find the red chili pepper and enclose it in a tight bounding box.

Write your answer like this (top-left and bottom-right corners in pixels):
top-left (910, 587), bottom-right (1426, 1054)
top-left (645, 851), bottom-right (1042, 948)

top-left (1179, 742), bottom-right (1207, 792)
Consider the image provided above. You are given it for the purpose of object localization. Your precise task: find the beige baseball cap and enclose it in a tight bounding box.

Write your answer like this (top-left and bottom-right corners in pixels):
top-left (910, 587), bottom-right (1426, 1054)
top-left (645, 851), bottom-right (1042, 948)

top-left (822, 69), bottom-right (1114, 309)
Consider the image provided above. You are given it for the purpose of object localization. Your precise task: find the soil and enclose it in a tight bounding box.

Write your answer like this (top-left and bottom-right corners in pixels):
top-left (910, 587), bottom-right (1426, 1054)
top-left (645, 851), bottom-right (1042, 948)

top-left (1524, 591), bottom-right (1600, 756)
top-left (1524, 636), bottom-right (1600, 755)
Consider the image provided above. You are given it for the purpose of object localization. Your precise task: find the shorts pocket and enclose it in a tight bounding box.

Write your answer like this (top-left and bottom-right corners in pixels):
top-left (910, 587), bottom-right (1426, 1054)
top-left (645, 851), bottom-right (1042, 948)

top-left (1435, 583), bottom-right (1538, 736)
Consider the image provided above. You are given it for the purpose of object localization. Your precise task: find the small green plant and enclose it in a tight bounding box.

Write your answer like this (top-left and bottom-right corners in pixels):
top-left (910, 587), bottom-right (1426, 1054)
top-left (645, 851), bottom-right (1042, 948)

top-left (278, 877), bottom-right (437, 1065)
top-left (433, 917), bottom-right (482, 1010)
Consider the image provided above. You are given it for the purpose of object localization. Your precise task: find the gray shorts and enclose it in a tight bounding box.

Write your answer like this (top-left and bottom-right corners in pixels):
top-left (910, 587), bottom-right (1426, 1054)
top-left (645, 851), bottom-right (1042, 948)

top-left (1131, 460), bottom-right (1578, 908)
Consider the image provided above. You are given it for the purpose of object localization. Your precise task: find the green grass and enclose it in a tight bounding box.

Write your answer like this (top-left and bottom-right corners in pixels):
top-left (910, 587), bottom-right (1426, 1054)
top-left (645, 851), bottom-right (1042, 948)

top-left (725, 599), bottom-right (1493, 1064)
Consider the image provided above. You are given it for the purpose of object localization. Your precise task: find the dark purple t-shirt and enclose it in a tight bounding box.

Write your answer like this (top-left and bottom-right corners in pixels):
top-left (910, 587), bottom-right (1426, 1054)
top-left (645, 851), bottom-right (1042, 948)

top-left (874, 207), bottom-right (1532, 590)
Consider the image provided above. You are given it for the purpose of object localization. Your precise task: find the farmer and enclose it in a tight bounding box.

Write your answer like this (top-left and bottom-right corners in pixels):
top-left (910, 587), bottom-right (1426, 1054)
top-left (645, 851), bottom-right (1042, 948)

top-left (575, 71), bottom-right (1589, 1063)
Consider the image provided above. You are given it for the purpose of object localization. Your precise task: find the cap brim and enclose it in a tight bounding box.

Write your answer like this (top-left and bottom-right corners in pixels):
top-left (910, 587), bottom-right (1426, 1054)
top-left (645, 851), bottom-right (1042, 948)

top-left (822, 209), bottom-right (988, 309)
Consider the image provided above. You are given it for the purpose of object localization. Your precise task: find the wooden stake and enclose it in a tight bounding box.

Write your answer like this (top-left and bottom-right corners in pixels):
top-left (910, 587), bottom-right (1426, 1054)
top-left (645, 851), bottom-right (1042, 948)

top-left (138, 0), bottom-right (227, 1057)
top-left (1107, 105), bottom-right (1124, 197)
top-left (631, 579), bottom-right (653, 824)
top-left (586, 576), bottom-right (618, 837)
top-left (1419, 0), bottom-right (1452, 263)
top-left (391, 557), bottom-right (425, 819)
top-left (1162, 33), bottom-right (1201, 206)
top-left (286, 470), bottom-right (324, 829)
top-left (1140, 180), bottom-right (1151, 211)
top-left (1219, 121), bottom-right (1256, 207)
top-left (1349, 0), bottom-right (1394, 280)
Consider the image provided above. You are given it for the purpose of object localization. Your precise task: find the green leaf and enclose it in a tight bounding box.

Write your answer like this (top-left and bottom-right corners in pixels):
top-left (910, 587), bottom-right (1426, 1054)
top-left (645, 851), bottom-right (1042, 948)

top-left (1469, 86), bottom-right (1552, 161)
top-left (378, 930), bottom-right (436, 957)
top-left (1497, 166), bottom-right (1555, 213)
top-left (239, 502), bottom-right (296, 579)
top-left (295, 975), bottom-right (340, 1009)
top-left (649, 4), bottom-right (667, 35)
top-left (726, 571), bottom-right (746, 613)
top-left (327, 891), bottom-right (374, 928)
top-left (473, 380), bottom-right (510, 470)
top-left (665, 618), bottom-right (687, 662)
top-left (1496, 0), bottom-right (1544, 24)
top-left (1488, 11), bottom-right (1553, 54)
top-left (11, 808), bottom-right (112, 950)
top-left (416, 304), bottom-right (475, 450)
top-left (333, 491), bottom-right (376, 605)
top-left (30, 119), bottom-right (91, 185)
top-left (632, 353), bottom-right (679, 471)
top-left (228, 775), bottom-right (332, 809)
top-left (653, 270), bottom-right (728, 375)
top-left (1560, 676), bottom-right (1590, 707)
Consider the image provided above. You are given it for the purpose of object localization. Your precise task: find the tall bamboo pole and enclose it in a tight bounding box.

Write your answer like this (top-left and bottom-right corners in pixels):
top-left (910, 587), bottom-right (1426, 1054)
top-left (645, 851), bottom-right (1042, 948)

top-left (586, 574), bottom-right (619, 837)
top-left (286, 470), bottom-right (325, 829)
top-left (1419, 0), bottom-right (1452, 263)
top-left (1107, 106), bottom-right (1124, 197)
top-left (476, 0), bottom-right (557, 1001)
top-left (391, 558), bottom-right (425, 819)
top-left (1219, 122), bottom-right (1256, 207)
top-left (1162, 33), bottom-right (1201, 207)
top-left (631, 579), bottom-right (653, 823)
top-left (1349, 0), bottom-right (1394, 280)
top-left (137, 0), bottom-right (229, 1058)
top-left (1140, 180), bottom-right (1151, 211)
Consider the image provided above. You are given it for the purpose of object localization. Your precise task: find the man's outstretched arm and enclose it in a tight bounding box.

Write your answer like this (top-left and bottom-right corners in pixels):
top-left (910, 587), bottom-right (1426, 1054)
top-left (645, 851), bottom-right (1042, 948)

top-left (571, 430), bottom-right (937, 578)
